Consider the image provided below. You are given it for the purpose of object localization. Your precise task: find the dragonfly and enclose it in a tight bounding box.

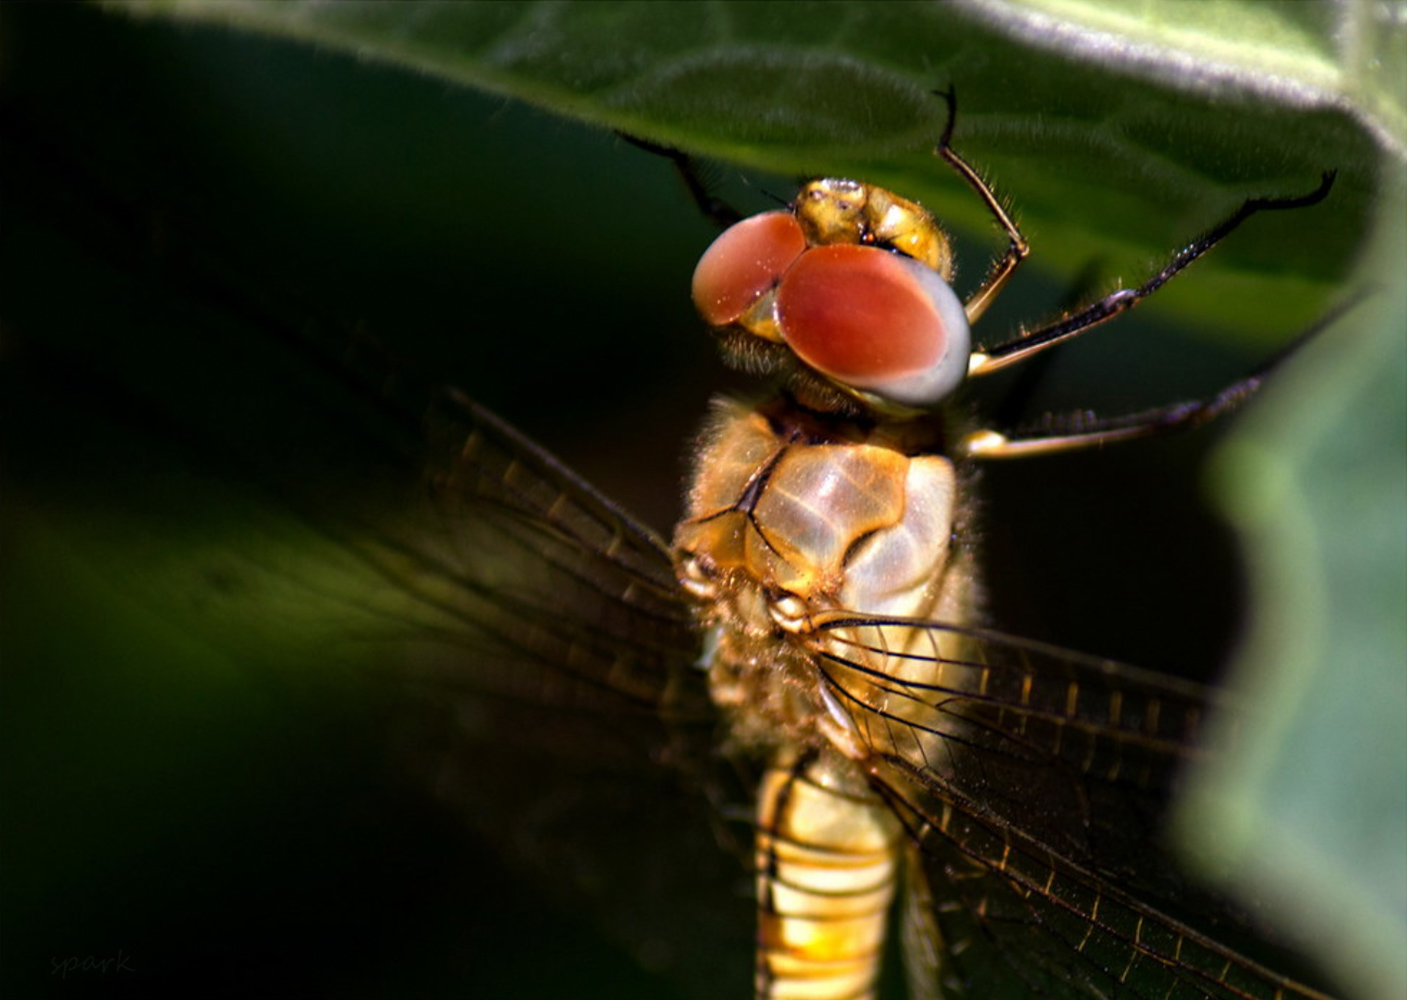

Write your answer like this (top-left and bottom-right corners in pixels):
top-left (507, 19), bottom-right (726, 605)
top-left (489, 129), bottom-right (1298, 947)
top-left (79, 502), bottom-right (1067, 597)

top-left (361, 92), bottom-right (1344, 1000)
top-left (2, 95), bottom-right (1346, 1000)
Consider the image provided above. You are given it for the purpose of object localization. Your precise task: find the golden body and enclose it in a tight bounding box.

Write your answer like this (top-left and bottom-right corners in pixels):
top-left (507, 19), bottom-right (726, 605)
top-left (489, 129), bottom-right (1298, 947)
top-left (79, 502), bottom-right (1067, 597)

top-left (676, 396), bottom-right (978, 999)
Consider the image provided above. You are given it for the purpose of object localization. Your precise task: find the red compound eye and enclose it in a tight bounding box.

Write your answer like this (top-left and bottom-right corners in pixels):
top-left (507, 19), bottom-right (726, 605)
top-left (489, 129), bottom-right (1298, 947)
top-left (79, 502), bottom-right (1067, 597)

top-left (691, 211), bottom-right (808, 327)
top-left (775, 244), bottom-right (971, 408)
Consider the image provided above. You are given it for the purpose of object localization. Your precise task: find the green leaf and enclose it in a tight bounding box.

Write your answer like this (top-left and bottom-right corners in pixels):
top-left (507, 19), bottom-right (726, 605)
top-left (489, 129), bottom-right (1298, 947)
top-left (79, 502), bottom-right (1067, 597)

top-left (112, 0), bottom-right (1386, 339)
top-left (1176, 180), bottom-right (1407, 1000)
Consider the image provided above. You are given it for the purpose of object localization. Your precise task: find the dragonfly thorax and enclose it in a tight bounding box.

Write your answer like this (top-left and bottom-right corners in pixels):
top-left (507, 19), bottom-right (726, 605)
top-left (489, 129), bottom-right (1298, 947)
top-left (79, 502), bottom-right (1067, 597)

top-left (673, 395), bottom-right (978, 760)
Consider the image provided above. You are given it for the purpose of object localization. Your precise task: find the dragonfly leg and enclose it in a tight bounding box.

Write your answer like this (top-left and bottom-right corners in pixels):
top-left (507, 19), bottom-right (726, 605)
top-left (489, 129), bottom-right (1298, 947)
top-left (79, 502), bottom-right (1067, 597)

top-left (620, 133), bottom-right (746, 229)
top-left (959, 291), bottom-right (1367, 459)
top-left (967, 171), bottom-right (1338, 379)
top-left (931, 86), bottom-right (1030, 324)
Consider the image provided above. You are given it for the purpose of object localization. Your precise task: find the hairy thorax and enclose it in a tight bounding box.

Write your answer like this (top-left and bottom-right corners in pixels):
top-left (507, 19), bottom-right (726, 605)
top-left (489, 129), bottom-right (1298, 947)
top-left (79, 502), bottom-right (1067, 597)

top-left (673, 395), bottom-right (980, 763)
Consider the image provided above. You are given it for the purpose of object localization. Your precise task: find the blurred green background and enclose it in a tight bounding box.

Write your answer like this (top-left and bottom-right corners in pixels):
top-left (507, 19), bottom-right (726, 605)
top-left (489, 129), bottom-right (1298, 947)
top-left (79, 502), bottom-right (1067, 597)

top-left (2, 4), bottom-right (1401, 1000)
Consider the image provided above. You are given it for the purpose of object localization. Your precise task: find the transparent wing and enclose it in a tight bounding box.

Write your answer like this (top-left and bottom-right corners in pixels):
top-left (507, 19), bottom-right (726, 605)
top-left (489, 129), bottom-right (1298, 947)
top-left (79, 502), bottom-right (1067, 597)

top-left (807, 617), bottom-right (1331, 1000)
top-left (354, 384), bottom-right (757, 999)
top-left (361, 381), bottom-right (707, 712)
top-left (3, 117), bottom-right (755, 997)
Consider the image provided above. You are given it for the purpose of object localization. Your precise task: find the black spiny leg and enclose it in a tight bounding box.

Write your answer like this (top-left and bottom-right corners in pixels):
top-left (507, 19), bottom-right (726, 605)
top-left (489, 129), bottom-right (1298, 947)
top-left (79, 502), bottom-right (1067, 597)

top-left (620, 133), bottom-right (745, 230)
top-left (967, 172), bottom-right (1338, 379)
top-left (932, 87), bottom-right (1030, 323)
top-left (960, 290), bottom-right (1366, 460)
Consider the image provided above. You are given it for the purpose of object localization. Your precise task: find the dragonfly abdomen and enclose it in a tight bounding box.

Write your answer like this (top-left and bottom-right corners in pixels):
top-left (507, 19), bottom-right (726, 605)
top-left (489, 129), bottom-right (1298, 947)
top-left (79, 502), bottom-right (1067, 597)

top-left (755, 755), bottom-right (901, 1000)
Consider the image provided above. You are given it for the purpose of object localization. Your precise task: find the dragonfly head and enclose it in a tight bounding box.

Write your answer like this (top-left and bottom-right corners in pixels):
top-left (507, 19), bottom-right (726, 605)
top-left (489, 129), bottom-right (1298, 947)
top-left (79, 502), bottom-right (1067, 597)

top-left (691, 180), bottom-right (971, 418)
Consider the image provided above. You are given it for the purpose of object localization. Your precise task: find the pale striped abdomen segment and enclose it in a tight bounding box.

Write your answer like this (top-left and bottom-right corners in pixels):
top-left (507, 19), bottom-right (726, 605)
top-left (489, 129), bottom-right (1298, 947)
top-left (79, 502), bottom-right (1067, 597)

top-left (755, 757), bottom-right (901, 1000)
